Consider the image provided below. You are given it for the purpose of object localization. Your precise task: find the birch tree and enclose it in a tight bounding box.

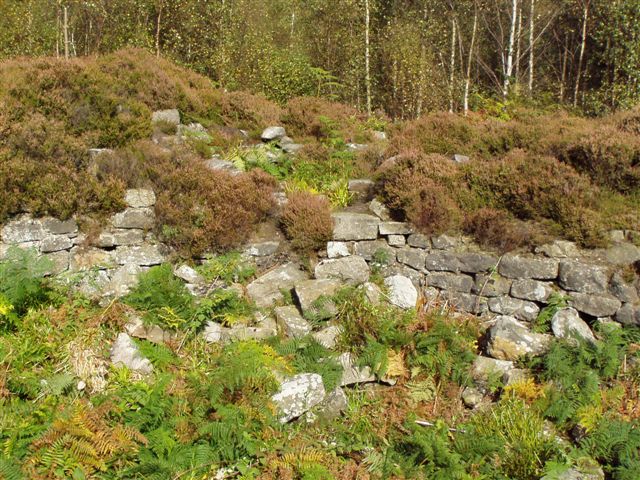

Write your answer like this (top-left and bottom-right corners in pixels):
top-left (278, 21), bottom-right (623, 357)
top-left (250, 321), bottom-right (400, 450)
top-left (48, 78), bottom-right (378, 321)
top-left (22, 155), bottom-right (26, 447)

top-left (503, 0), bottom-right (520, 97)
top-left (574, 0), bottom-right (590, 106)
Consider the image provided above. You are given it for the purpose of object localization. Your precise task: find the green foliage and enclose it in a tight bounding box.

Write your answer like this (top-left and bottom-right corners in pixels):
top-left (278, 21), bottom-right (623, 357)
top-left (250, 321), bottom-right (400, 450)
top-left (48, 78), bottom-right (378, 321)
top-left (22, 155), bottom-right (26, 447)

top-left (124, 264), bottom-right (196, 330)
top-left (0, 246), bottom-right (54, 319)
top-left (533, 292), bottom-right (570, 333)
top-left (198, 252), bottom-right (256, 284)
top-left (195, 289), bottom-right (255, 327)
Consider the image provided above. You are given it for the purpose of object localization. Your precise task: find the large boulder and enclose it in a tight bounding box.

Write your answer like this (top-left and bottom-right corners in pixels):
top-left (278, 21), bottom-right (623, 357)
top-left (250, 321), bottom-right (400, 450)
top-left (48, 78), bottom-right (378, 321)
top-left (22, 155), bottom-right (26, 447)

top-left (271, 373), bottom-right (326, 423)
top-left (551, 308), bottom-right (597, 344)
top-left (486, 316), bottom-right (552, 361)
top-left (332, 212), bottom-right (380, 241)
top-left (246, 263), bottom-right (309, 308)
top-left (396, 248), bottom-right (427, 270)
top-left (384, 275), bottom-right (418, 309)
top-left (110, 333), bottom-right (153, 374)
top-left (315, 256), bottom-right (370, 285)
top-left (615, 303), bottom-right (640, 326)
top-left (558, 261), bottom-right (609, 294)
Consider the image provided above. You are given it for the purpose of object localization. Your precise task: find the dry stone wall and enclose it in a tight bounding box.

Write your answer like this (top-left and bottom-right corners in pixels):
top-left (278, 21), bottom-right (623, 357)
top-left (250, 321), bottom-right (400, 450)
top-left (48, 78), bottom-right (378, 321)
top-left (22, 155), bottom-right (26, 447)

top-left (327, 202), bottom-right (640, 327)
top-left (0, 188), bottom-right (168, 299)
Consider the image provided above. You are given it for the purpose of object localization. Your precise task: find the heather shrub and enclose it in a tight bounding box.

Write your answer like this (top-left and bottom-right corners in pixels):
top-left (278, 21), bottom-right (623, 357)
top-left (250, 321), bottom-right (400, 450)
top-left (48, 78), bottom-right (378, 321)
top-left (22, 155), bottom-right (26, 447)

top-left (463, 208), bottom-right (541, 253)
top-left (378, 152), bottom-right (462, 235)
top-left (280, 192), bottom-right (333, 252)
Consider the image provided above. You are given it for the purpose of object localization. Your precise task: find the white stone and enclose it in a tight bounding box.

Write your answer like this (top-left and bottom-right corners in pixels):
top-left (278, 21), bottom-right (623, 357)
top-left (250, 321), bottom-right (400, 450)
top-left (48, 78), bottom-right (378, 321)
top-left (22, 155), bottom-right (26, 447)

top-left (327, 241), bottom-right (350, 258)
top-left (551, 308), bottom-right (597, 345)
top-left (124, 189), bottom-right (156, 208)
top-left (261, 126), bottom-right (287, 142)
top-left (384, 275), bottom-right (418, 309)
top-left (271, 373), bottom-right (326, 423)
top-left (174, 265), bottom-right (204, 284)
top-left (110, 333), bottom-right (153, 374)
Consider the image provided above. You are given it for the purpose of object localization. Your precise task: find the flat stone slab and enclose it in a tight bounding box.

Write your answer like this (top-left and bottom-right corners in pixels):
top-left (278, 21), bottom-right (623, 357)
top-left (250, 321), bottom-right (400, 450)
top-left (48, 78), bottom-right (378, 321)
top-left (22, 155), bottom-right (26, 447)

top-left (510, 279), bottom-right (555, 303)
top-left (97, 229), bottom-right (145, 248)
top-left (488, 296), bottom-right (540, 322)
top-left (354, 240), bottom-right (396, 263)
top-left (558, 261), bottom-right (609, 294)
top-left (114, 245), bottom-right (165, 266)
top-left (70, 247), bottom-right (114, 271)
top-left (315, 256), bottom-right (370, 285)
top-left (472, 274), bottom-right (512, 297)
top-left (275, 306), bottom-right (312, 338)
top-left (124, 189), bottom-right (156, 208)
top-left (339, 352), bottom-right (376, 386)
top-left (426, 272), bottom-right (474, 293)
top-left (271, 373), bottom-right (326, 423)
top-left (379, 221), bottom-right (412, 235)
top-left (327, 241), bottom-right (350, 258)
top-left (247, 263), bottom-right (309, 308)
top-left (498, 255), bottom-right (559, 280)
top-left (396, 248), bottom-right (426, 270)
top-left (486, 316), bottom-right (552, 361)
top-left (294, 279), bottom-right (341, 319)
top-left (111, 208), bottom-right (155, 230)
top-left (569, 292), bottom-right (621, 317)
top-left (332, 212), bottom-right (380, 241)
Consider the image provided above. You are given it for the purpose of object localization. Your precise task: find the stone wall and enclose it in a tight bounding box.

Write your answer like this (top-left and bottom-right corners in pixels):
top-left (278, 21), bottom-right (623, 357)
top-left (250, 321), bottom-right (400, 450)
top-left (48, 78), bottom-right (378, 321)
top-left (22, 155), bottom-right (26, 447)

top-left (326, 200), bottom-right (640, 326)
top-left (0, 189), bottom-right (167, 299)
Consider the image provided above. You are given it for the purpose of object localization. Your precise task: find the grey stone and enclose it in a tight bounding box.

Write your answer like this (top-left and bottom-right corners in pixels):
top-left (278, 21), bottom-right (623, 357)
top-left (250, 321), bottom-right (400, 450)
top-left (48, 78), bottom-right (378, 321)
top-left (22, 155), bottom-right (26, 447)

top-left (446, 292), bottom-right (488, 314)
top-left (152, 109), bottom-right (180, 125)
top-left (226, 322), bottom-right (278, 342)
top-left (471, 356), bottom-right (514, 385)
top-left (379, 221), bottom-right (412, 235)
top-left (43, 250), bottom-right (70, 276)
top-left (348, 179), bottom-right (375, 196)
top-left (452, 154), bottom-right (470, 163)
top-left (407, 233), bottom-right (430, 248)
top-left (488, 296), bottom-right (540, 322)
top-left (424, 252), bottom-right (462, 272)
top-left (107, 264), bottom-right (143, 297)
top-left (202, 321), bottom-right (225, 343)
top-left (511, 279), bottom-right (555, 303)
top-left (124, 189), bottom-right (156, 208)
top-left (42, 218), bottom-right (78, 236)
top-left (486, 316), bottom-right (552, 361)
top-left (372, 131), bottom-right (387, 141)
top-left (327, 241), bottom-right (350, 258)
top-left (431, 234), bottom-right (457, 250)
top-left (97, 229), bottom-right (145, 248)
top-left (456, 252), bottom-right (498, 273)
top-left (610, 273), bottom-right (639, 303)
top-left (77, 270), bottom-right (111, 298)
top-left (369, 198), bottom-right (391, 221)
top-left (396, 248), bottom-right (426, 270)
top-left (70, 247), bottom-right (114, 271)
top-left (271, 373), bottom-right (326, 423)
top-left (346, 143), bottom-right (367, 151)
top-left (111, 208), bottom-right (155, 230)
top-left (244, 241), bottom-right (279, 257)
top-left (294, 279), bottom-right (341, 319)
top-left (174, 265), bottom-right (204, 285)
top-left (246, 262), bottom-right (309, 308)
top-left (312, 325), bottom-right (342, 349)
top-left (541, 464), bottom-right (604, 480)
top-left (603, 243), bottom-right (640, 265)
top-left (1, 216), bottom-right (46, 243)
top-left (332, 212), bottom-right (380, 241)
top-left (610, 230), bottom-right (626, 243)
top-left (388, 234), bottom-right (406, 247)
top-left (379, 263), bottom-right (422, 288)
top-left (203, 158), bottom-right (242, 175)
top-left (551, 308), bottom-right (597, 344)
top-left (315, 256), bottom-right (370, 286)
top-left (125, 315), bottom-right (176, 344)
top-left (110, 333), bottom-right (153, 374)
top-left (461, 386), bottom-right (484, 408)
top-left (275, 306), bottom-right (312, 338)
top-left (472, 274), bottom-right (512, 297)
top-left (499, 255), bottom-right (559, 280)
top-left (503, 368), bottom-right (533, 386)
top-left (615, 303), bottom-right (640, 326)
top-left (426, 272), bottom-right (474, 293)
top-left (313, 387), bottom-right (348, 421)
top-left (261, 126), bottom-right (287, 142)
top-left (569, 292), bottom-right (621, 318)
top-left (536, 240), bottom-right (581, 258)
top-left (559, 261), bottom-right (609, 294)
top-left (338, 352), bottom-right (376, 386)
top-left (114, 245), bottom-right (165, 266)
top-left (384, 275), bottom-right (418, 309)
top-left (40, 235), bottom-right (73, 253)
top-left (281, 143), bottom-right (303, 154)
top-left (354, 240), bottom-right (396, 262)
top-left (361, 282), bottom-right (383, 305)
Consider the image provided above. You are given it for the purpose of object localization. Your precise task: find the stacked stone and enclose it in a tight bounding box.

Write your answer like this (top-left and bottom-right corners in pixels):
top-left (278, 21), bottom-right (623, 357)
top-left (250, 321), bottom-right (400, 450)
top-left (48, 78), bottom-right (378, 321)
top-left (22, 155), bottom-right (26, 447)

top-left (327, 199), bottom-right (640, 327)
top-left (0, 188), bottom-right (167, 299)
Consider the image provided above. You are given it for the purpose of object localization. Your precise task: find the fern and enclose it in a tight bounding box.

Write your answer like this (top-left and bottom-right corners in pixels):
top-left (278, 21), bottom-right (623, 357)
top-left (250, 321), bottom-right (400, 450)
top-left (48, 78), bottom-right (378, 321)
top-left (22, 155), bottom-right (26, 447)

top-left (0, 456), bottom-right (24, 480)
top-left (533, 292), bottom-right (570, 333)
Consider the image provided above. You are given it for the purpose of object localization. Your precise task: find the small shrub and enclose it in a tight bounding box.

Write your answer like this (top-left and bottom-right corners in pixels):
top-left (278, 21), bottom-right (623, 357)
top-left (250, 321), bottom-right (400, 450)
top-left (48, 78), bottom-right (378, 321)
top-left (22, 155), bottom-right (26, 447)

top-left (280, 191), bottom-right (333, 252)
top-left (283, 96), bottom-right (366, 141)
top-left (198, 252), bottom-right (256, 284)
top-left (463, 208), bottom-right (539, 253)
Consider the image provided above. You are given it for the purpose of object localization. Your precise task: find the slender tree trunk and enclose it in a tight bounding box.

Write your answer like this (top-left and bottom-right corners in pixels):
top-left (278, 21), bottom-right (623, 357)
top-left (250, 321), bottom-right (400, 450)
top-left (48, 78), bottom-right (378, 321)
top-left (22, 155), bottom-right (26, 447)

top-left (56, 5), bottom-right (60, 58)
top-left (528, 0), bottom-right (535, 93)
top-left (364, 0), bottom-right (372, 117)
top-left (574, 0), bottom-right (589, 107)
top-left (503, 0), bottom-right (519, 97)
top-left (449, 16), bottom-right (457, 113)
top-left (63, 5), bottom-right (69, 59)
top-left (560, 34), bottom-right (568, 101)
top-left (155, 3), bottom-right (162, 58)
top-left (464, 5), bottom-right (478, 116)
top-left (514, 7), bottom-right (522, 93)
